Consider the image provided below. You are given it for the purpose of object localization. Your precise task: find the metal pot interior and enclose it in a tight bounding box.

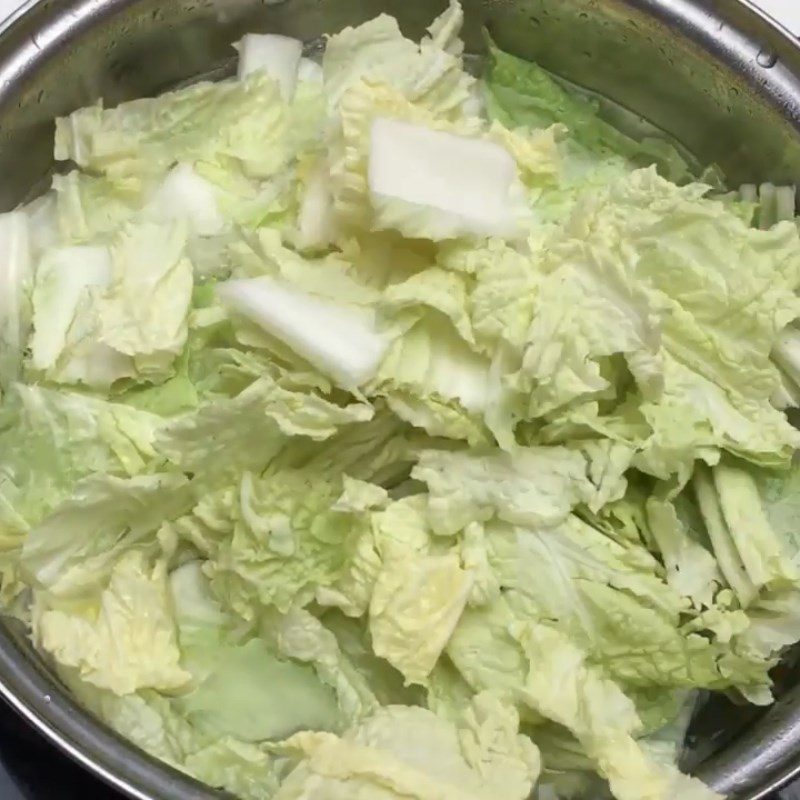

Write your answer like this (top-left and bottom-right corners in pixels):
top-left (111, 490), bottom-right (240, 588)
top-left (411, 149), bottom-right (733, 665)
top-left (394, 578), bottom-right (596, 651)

top-left (1, 1), bottom-right (800, 798)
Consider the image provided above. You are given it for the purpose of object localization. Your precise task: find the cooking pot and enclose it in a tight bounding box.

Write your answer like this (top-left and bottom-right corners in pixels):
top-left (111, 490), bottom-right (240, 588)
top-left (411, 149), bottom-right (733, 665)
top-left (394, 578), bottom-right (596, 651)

top-left (0, 1), bottom-right (799, 798)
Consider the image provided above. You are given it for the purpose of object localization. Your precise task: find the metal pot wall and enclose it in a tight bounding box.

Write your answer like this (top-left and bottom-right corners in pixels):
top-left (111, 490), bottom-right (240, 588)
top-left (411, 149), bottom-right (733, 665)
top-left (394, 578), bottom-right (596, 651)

top-left (0, 1), bottom-right (800, 798)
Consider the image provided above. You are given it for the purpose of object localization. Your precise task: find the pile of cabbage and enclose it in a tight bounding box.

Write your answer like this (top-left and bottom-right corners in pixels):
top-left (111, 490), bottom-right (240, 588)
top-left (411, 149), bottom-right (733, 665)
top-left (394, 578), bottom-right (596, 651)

top-left (3, 2), bottom-right (800, 798)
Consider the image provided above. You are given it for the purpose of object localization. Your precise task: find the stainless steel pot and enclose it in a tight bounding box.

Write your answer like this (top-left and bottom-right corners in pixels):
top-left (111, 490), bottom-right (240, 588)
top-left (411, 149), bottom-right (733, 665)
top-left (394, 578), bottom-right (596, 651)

top-left (0, 1), bottom-right (800, 798)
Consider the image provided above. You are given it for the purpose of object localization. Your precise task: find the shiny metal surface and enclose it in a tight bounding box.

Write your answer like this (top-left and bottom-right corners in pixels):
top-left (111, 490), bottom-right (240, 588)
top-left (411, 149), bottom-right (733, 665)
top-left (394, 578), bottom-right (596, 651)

top-left (0, 1), bottom-right (800, 798)
top-left (697, 681), bottom-right (800, 799)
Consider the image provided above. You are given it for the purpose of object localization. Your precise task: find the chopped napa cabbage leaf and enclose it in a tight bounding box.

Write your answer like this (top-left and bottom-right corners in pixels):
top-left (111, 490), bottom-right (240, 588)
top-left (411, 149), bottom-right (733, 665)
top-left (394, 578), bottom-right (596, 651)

top-left (366, 498), bottom-right (475, 686)
top-left (235, 34), bottom-right (303, 100)
top-left (179, 635), bottom-right (342, 742)
top-left (29, 243), bottom-right (133, 388)
top-left (322, 1), bottom-right (475, 118)
top-left (99, 220), bottom-right (194, 378)
top-left (34, 551), bottom-right (191, 695)
top-left (54, 73), bottom-right (307, 181)
top-left (412, 446), bottom-right (596, 535)
top-left (21, 192), bottom-right (59, 257)
top-left (0, 382), bottom-right (164, 539)
top-left (298, 58), bottom-right (323, 85)
top-left (146, 163), bottom-right (226, 237)
top-left (156, 369), bottom-right (372, 487)
top-left (328, 80), bottom-right (555, 240)
top-left (484, 42), bottom-right (693, 184)
top-left (370, 551), bottom-right (473, 685)
top-left (0, 213), bottom-right (34, 388)
top-left (21, 472), bottom-right (194, 598)
top-left (371, 317), bottom-right (492, 444)
top-left (368, 117), bottom-right (530, 240)
top-left (169, 469), bottom-right (380, 618)
top-left (217, 275), bottom-right (392, 390)
top-left (274, 696), bottom-right (540, 800)
top-left (51, 171), bottom-right (146, 243)
top-left (511, 623), bottom-right (722, 800)
top-left (295, 159), bottom-right (339, 251)
top-left (30, 219), bottom-right (194, 387)
top-left (276, 607), bottom-right (382, 722)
